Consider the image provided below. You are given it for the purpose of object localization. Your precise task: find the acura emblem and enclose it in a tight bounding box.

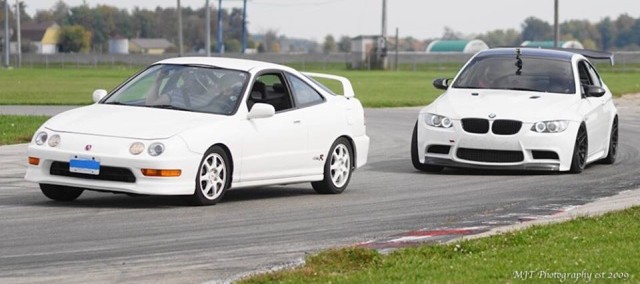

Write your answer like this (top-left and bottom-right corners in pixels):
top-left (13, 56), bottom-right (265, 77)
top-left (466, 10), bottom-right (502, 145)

top-left (488, 113), bottom-right (496, 119)
top-left (85, 145), bottom-right (92, 151)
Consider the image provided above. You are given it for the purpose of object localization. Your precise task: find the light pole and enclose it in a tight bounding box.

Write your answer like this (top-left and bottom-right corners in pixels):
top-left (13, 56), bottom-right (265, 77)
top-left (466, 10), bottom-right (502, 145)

top-left (177, 0), bottom-right (184, 56)
top-left (554, 0), bottom-right (559, 48)
top-left (217, 0), bottom-right (222, 54)
top-left (241, 0), bottom-right (247, 54)
top-left (3, 0), bottom-right (10, 68)
top-left (15, 0), bottom-right (20, 67)
top-left (205, 0), bottom-right (211, 56)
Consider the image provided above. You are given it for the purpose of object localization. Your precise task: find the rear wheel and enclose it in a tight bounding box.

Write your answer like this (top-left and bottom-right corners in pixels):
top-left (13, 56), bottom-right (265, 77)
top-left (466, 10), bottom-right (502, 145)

top-left (40, 184), bottom-right (84, 201)
top-left (569, 125), bottom-right (588, 174)
top-left (190, 146), bottom-right (231, 206)
top-left (312, 138), bottom-right (353, 194)
top-left (411, 121), bottom-right (444, 172)
top-left (600, 117), bottom-right (618, 165)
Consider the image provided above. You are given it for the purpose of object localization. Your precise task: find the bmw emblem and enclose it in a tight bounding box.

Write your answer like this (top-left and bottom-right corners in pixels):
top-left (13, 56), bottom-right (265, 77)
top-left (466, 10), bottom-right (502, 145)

top-left (85, 144), bottom-right (92, 151)
top-left (488, 113), bottom-right (497, 119)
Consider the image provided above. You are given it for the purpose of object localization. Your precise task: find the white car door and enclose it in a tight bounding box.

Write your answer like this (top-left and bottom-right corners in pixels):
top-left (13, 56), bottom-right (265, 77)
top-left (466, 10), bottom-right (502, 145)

top-left (580, 61), bottom-right (609, 155)
top-left (239, 74), bottom-right (308, 182)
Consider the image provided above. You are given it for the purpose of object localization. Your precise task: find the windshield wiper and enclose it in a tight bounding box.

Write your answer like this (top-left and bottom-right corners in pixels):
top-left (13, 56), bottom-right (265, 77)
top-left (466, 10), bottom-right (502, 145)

top-left (103, 101), bottom-right (127, 105)
top-left (504, 87), bottom-right (542, 92)
top-left (147, 104), bottom-right (190, 111)
top-left (452, 85), bottom-right (484, 89)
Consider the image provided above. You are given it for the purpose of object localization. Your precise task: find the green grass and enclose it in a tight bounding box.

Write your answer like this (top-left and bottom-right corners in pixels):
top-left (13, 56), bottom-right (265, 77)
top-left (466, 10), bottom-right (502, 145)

top-left (239, 207), bottom-right (640, 283)
top-left (0, 115), bottom-right (50, 145)
top-left (1, 65), bottom-right (639, 107)
top-left (0, 67), bottom-right (139, 105)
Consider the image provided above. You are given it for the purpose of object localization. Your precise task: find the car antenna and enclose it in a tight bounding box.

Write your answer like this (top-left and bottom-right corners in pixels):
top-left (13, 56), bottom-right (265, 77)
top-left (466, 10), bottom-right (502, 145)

top-left (515, 48), bottom-right (523, 76)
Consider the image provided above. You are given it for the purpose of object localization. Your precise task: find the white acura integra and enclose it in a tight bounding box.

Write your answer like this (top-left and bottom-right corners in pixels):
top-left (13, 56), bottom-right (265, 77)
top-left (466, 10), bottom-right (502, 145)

top-left (26, 57), bottom-right (369, 205)
top-left (412, 48), bottom-right (618, 173)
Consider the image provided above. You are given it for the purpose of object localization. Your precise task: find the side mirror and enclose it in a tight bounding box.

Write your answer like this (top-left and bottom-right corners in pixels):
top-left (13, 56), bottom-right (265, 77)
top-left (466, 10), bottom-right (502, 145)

top-left (92, 89), bottom-right (108, 103)
top-left (433, 78), bottom-right (452, 90)
top-left (585, 85), bottom-right (606, 97)
top-left (247, 103), bottom-right (275, 120)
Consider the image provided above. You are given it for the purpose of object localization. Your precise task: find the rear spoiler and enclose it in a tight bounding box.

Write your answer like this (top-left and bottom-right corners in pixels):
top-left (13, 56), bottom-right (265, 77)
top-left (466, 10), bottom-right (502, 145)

top-left (302, 72), bottom-right (355, 98)
top-left (553, 48), bottom-right (615, 66)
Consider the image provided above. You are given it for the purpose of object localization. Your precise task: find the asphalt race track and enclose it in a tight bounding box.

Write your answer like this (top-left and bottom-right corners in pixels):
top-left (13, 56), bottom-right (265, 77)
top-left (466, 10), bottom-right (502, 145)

top-left (1, 102), bottom-right (639, 283)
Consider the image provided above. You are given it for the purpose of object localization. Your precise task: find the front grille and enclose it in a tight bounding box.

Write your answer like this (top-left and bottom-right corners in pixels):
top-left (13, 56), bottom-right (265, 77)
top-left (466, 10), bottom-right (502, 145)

top-left (50, 161), bottom-right (136, 183)
top-left (461, 118), bottom-right (489, 134)
top-left (492, 120), bottom-right (522, 135)
top-left (532, 150), bottom-right (560, 160)
top-left (427, 145), bottom-right (451, 154)
top-left (457, 148), bottom-right (524, 163)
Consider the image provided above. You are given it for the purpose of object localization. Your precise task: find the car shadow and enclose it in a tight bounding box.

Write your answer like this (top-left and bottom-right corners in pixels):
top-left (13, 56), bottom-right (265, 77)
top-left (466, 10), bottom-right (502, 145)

top-left (27, 185), bottom-right (316, 209)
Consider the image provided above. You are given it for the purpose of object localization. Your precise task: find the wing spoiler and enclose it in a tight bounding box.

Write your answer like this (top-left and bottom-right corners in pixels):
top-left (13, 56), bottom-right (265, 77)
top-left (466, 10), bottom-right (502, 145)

top-left (554, 48), bottom-right (615, 66)
top-left (303, 72), bottom-right (355, 98)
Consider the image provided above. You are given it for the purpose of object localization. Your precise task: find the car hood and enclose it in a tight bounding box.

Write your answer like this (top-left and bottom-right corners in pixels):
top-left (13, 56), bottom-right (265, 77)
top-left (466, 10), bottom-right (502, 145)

top-left (427, 89), bottom-right (580, 122)
top-left (45, 104), bottom-right (226, 140)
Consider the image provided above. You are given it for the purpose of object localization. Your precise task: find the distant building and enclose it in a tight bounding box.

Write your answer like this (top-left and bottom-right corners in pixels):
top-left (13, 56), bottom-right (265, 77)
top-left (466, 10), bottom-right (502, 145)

top-left (108, 36), bottom-right (129, 54)
top-left (10, 22), bottom-right (61, 54)
top-left (425, 39), bottom-right (489, 53)
top-left (521, 40), bottom-right (584, 49)
top-left (129, 38), bottom-right (174, 54)
top-left (350, 35), bottom-right (386, 69)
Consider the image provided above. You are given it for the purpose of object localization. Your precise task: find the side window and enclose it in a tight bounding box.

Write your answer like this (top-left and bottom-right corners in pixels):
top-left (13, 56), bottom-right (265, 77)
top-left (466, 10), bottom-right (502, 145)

top-left (586, 63), bottom-right (602, 87)
top-left (577, 61), bottom-right (592, 86)
top-left (247, 73), bottom-right (293, 112)
top-left (285, 73), bottom-right (325, 107)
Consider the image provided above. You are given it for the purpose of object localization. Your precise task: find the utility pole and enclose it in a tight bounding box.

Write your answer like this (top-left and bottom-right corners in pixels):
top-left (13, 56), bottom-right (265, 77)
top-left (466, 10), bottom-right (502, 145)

top-left (217, 0), bottom-right (223, 54)
top-left (554, 0), bottom-right (559, 48)
top-left (205, 0), bottom-right (211, 56)
top-left (15, 0), bottom-right (20, 67)
top-left (379, 0), bottom-right (387, 69)
top-left (3, 0), bottom-right (9, 68)
top-left (177, 0), bottom-right (184, 56)
top-left (241, 0), bottom-right (247, 54)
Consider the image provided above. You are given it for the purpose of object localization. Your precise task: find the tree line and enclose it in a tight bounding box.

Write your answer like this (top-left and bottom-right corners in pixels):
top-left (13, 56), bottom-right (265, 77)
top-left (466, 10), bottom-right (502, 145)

top-left (2, 0), bottom-right (258, 53)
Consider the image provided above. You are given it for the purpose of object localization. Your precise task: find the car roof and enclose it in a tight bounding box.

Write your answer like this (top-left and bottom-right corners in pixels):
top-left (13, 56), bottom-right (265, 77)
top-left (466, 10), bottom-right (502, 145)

top-left (154, 57), bottom-right (297, 73)
top-left (476, 47), bottom-right (576, 61)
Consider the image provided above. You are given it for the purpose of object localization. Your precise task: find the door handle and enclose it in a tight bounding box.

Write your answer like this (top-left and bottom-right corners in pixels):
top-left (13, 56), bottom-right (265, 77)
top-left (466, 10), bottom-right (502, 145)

top-left (293, 120), bottom-right (301, 124)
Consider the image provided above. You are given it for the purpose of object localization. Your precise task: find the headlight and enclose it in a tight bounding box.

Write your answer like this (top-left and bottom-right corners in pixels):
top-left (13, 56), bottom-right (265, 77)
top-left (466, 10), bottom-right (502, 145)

top-left (34, 131), bottom-right (48, 145)
top-left (48, 134), bottom-right (61, 147)
top-left (425, 113), bottom-right (453, 128)
top-left (129, 142), bottom-right (145, 155)
top-left (531, 120), bottom-right (569, 133)
top-left (148, 143), bottom-right (165, 156)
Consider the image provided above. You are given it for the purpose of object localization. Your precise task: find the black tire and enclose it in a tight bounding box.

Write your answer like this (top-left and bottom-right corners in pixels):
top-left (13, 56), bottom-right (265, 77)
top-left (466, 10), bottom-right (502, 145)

top-left (569, 124), bottom-right (588, 174)
top-left (40, 184), bottom-right (84, 201)
top-left (600, 116), bottom-right (618, 165)
top-left (312, 137), bottom-right (353, 194)
top-left (190, 146), bottom-right (231, 206)
top-left (411, 121), bottom-right (444, 172)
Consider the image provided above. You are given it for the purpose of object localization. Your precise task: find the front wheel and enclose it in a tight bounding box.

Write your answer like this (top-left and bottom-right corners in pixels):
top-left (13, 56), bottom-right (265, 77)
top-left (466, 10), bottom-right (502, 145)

top-left (569, 125), bottom-right (588, 174)
top-left (600, 117), bottom-right (618, 165)
top-left (411, 121), bottom-right (444, 172)
top-left (40, 184), bottom-right (84, 201)
top-left (190, 146), bottom-right (231, 206)
top-left (312, 138), bottom-right (353, 194)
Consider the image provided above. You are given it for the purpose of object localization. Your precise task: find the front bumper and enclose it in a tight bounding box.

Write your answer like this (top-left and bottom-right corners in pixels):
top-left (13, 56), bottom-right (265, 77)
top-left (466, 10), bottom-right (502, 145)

top-left (24, 131), bottom-right (200, 195)
top-left (417, 118), bottom-right (579, 172)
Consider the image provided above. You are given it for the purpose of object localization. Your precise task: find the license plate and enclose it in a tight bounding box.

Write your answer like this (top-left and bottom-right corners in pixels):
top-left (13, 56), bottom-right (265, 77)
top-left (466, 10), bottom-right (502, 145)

top-left (69, 156), bottom-right (100, 175)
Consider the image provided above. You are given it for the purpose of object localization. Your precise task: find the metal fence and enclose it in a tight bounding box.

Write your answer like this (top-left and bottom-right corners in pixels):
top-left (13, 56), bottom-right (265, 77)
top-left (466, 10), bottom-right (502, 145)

top-left (9, 51), bottom-right (640, 71)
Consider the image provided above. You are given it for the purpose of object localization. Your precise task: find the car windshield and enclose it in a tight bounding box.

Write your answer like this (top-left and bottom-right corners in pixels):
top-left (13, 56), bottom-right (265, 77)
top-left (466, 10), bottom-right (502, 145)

top-left (103, 64), bottom-right (249, 115)
top-left (452, 55), bottom-right (575, 94)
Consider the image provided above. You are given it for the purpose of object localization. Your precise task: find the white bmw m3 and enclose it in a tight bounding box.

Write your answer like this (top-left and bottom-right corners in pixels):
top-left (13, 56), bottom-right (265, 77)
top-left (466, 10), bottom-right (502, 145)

top-left (25, 57), bottom-right (369, 205)
top-left (412, 48), bottom-right (618, 173)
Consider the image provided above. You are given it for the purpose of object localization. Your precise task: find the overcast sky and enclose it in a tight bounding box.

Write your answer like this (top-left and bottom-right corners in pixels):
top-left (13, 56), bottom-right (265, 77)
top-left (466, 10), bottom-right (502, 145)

top-left (24, 0), bottom-right (640, 40)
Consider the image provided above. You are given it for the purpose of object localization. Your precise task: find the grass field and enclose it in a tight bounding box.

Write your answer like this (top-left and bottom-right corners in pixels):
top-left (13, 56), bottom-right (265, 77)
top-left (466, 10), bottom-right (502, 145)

top-left (240, 207), bottom-right (639, 283)
top-left (0, 115), bottom-right (49, 145)
top-left (2, 64), bottom-right (638, 107)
